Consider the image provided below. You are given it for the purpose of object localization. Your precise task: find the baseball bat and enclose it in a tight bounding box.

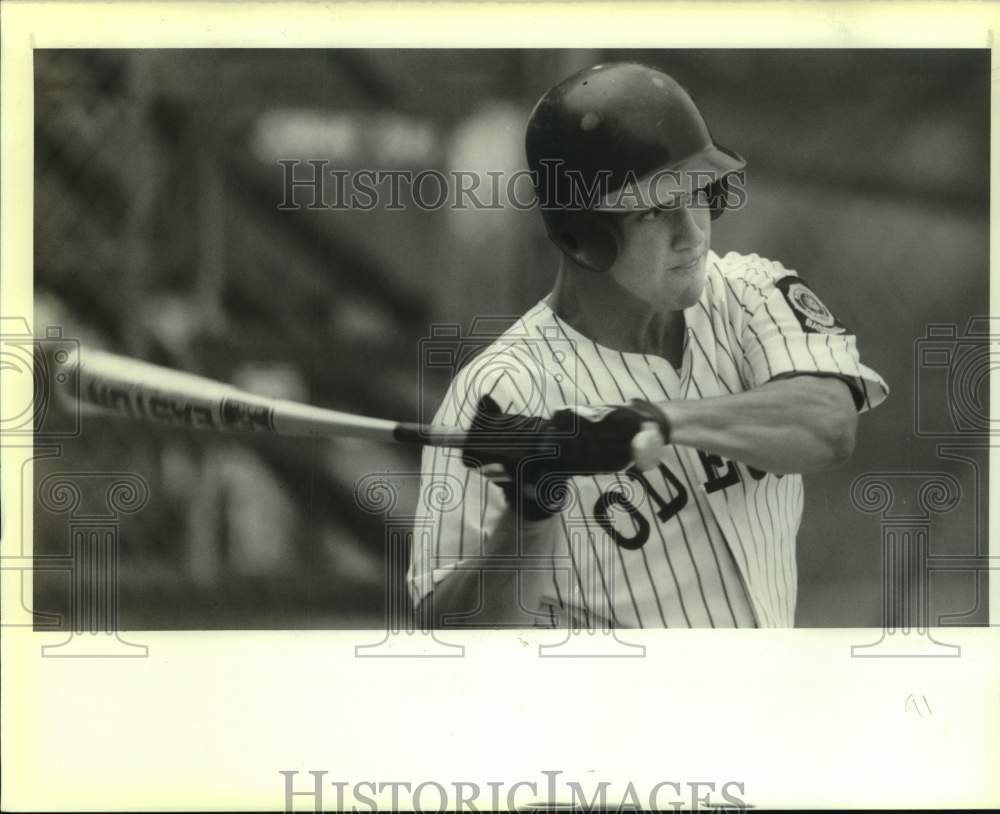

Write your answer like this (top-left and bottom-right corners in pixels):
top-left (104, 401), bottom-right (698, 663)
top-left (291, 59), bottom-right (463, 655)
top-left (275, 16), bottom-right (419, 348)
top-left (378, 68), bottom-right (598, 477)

top-left (57, 348), bottom-right (666, 467)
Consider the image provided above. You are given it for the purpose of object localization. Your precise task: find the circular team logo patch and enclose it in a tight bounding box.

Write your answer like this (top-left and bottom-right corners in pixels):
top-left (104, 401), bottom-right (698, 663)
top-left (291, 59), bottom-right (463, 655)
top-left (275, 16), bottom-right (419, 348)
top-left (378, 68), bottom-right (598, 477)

top-left (788, 282), bottom-right (835, 327)
top-left (776, 277), bottom-right (847, 335)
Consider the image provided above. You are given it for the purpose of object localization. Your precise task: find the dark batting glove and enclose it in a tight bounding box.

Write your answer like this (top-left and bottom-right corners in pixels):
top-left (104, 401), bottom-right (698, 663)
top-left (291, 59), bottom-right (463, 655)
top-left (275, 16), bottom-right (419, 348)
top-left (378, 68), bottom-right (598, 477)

top-left (461, 395), bottom-right (671, 521)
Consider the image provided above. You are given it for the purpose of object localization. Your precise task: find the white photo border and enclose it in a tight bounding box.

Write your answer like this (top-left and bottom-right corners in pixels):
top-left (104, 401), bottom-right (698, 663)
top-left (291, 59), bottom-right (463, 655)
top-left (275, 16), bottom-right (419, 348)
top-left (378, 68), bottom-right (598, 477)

top-left (2, 2), bottom-right (999, 811)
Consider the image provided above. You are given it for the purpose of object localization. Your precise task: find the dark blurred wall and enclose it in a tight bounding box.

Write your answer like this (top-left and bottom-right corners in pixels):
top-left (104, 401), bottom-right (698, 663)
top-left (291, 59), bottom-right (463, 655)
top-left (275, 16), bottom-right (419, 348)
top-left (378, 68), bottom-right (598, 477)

top-left (33, 49), bottom-right (988, 628)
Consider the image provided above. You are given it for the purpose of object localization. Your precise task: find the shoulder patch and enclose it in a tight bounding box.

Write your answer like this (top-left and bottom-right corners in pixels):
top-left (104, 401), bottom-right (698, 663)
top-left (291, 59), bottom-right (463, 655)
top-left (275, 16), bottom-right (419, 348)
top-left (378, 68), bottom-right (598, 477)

top-left (774, 276), bottom-right (848, 335)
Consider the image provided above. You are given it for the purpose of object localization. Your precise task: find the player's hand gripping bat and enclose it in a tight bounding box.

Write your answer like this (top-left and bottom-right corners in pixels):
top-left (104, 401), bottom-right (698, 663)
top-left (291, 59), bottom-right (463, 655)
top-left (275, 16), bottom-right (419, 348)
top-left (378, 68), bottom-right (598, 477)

top-left (459, 393), bottom-right (672, 518)
top-left (58, 348), bottom-right (668, 471)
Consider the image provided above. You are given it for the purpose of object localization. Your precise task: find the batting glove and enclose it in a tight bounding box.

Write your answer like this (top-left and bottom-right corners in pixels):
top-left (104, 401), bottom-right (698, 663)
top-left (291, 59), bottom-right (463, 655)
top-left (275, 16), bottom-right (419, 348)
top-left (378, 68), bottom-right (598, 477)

top-left (461, 395), bottom-right (671, 521)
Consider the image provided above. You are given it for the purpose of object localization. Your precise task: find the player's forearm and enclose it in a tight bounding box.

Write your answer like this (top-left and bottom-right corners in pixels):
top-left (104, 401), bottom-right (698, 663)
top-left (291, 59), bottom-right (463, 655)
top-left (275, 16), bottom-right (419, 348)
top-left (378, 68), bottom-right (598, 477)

top-left (659, 376), bottom-right (858, 475)
top-left (417, 510), bottom-right (559, 628)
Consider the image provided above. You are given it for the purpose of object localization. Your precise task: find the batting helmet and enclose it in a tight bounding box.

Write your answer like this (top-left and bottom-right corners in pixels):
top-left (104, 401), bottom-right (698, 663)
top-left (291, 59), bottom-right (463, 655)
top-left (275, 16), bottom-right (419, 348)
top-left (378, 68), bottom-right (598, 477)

top-left (525, 62), bottom-right (746, 272)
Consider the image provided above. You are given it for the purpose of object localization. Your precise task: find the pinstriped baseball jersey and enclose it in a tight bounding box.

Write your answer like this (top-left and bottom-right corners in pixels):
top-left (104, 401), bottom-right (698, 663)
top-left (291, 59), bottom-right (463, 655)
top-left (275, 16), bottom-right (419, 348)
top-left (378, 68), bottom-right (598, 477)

top-left (408, 250), bottom-right (889, 627)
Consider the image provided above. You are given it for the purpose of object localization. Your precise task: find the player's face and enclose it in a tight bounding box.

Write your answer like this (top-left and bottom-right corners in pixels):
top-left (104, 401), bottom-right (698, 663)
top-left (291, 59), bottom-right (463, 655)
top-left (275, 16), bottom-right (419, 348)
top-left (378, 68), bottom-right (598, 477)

top-left (610, 198), bottom-right (711, 311)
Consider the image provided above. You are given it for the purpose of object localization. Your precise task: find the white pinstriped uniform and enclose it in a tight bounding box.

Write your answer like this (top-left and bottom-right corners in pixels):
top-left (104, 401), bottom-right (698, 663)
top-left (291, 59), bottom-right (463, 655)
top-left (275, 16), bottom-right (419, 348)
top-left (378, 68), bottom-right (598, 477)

top-left (408, 251), bottom-right (889, 627)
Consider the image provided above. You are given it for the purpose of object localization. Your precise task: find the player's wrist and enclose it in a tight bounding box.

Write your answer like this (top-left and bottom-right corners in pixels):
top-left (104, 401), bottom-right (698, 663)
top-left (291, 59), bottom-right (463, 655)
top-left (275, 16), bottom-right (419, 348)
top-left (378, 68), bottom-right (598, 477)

top-left (652, 399), bottom-right (689, 444)
top-left (627, 398), bottom-right (672, 444)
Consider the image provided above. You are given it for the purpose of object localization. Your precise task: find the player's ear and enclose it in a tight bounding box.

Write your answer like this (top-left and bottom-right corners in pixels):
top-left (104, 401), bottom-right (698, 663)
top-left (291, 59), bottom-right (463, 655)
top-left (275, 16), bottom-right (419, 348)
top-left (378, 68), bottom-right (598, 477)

top-left (545, 209), bottom-right (623, 273)
top-left (592, 210), bottom-right (630, 270)
top-left (606, 211), bottom-right (630, 258)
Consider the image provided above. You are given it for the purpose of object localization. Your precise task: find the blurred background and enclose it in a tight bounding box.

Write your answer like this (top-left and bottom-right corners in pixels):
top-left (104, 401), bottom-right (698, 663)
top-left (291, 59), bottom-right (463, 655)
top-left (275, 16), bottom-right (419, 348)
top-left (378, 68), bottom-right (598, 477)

top-left (31, 49), bottom-right (989, 629)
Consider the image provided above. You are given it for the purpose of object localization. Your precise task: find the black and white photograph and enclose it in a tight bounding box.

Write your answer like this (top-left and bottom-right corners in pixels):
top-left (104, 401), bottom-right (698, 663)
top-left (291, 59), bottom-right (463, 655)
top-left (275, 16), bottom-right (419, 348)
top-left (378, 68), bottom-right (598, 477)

top-left (3, 3), bottom-right (998, 811)
top-left (29, 47), bottom-right (989, 632)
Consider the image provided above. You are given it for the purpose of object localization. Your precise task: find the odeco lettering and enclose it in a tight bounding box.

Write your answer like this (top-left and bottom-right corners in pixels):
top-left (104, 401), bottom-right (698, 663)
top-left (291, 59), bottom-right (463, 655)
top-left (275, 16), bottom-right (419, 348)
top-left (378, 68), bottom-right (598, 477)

top-left (594, 452), bottom-right (775, 551)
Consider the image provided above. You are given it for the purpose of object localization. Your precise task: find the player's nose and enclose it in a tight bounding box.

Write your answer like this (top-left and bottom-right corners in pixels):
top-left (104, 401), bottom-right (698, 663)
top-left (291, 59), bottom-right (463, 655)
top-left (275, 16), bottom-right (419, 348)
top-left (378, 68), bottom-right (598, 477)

top-left (669, 204), bottom-right (706, 252)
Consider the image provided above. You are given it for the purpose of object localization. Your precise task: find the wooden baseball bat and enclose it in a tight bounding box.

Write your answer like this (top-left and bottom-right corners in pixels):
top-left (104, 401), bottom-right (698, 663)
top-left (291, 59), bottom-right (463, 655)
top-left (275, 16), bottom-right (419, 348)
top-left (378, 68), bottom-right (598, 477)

top-left (57, 348), bottom-right (666, 467)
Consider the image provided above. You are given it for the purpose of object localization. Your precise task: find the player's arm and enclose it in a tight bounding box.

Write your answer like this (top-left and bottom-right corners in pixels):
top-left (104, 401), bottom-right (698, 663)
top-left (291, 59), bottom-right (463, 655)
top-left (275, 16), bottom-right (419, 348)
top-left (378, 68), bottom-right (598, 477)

top-left (676, 259), bottom-right (889, 475)
top-left (656, 373), bottom-right (858, 475)
top-left (417, 510), bottom-right (561, 628)
top-left (413, 386), bottom-right (565, 628)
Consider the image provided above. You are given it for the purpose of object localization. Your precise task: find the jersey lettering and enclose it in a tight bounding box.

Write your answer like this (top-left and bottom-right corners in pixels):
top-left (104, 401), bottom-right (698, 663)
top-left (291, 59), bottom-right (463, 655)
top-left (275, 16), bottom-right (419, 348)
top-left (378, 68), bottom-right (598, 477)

top-left (594, 462), bottom-right (689, 550)
top-left (627, 463), bottom-right (688, 522)
top-left (594, 489), bottom-right (650, 550)
top-left (699, 450), bottom-right (741, 493)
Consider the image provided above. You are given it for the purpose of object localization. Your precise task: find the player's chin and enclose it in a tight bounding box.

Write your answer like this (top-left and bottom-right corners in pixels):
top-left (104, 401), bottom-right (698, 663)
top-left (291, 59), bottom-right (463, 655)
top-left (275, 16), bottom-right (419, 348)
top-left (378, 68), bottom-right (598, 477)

top-left (663, 264), bottom-right (708, 309)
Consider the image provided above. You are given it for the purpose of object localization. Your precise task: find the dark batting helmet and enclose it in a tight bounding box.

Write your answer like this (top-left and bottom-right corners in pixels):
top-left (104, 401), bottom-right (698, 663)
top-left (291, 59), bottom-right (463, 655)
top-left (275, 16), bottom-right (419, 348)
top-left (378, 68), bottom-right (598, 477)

top-left (525, 62), bottom-right (746, 272)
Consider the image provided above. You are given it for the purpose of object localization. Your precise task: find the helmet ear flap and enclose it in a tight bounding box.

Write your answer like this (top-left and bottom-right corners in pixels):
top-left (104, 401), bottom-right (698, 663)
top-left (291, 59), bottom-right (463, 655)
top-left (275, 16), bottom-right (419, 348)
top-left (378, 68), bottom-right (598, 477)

top-left (542, 210), bottom-right (621, 273)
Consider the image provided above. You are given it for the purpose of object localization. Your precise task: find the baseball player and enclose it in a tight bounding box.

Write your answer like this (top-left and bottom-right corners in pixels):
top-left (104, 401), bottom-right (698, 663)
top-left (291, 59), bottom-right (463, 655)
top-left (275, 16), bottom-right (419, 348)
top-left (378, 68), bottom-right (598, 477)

top-left (409, 62), bottom-right (888, 628)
